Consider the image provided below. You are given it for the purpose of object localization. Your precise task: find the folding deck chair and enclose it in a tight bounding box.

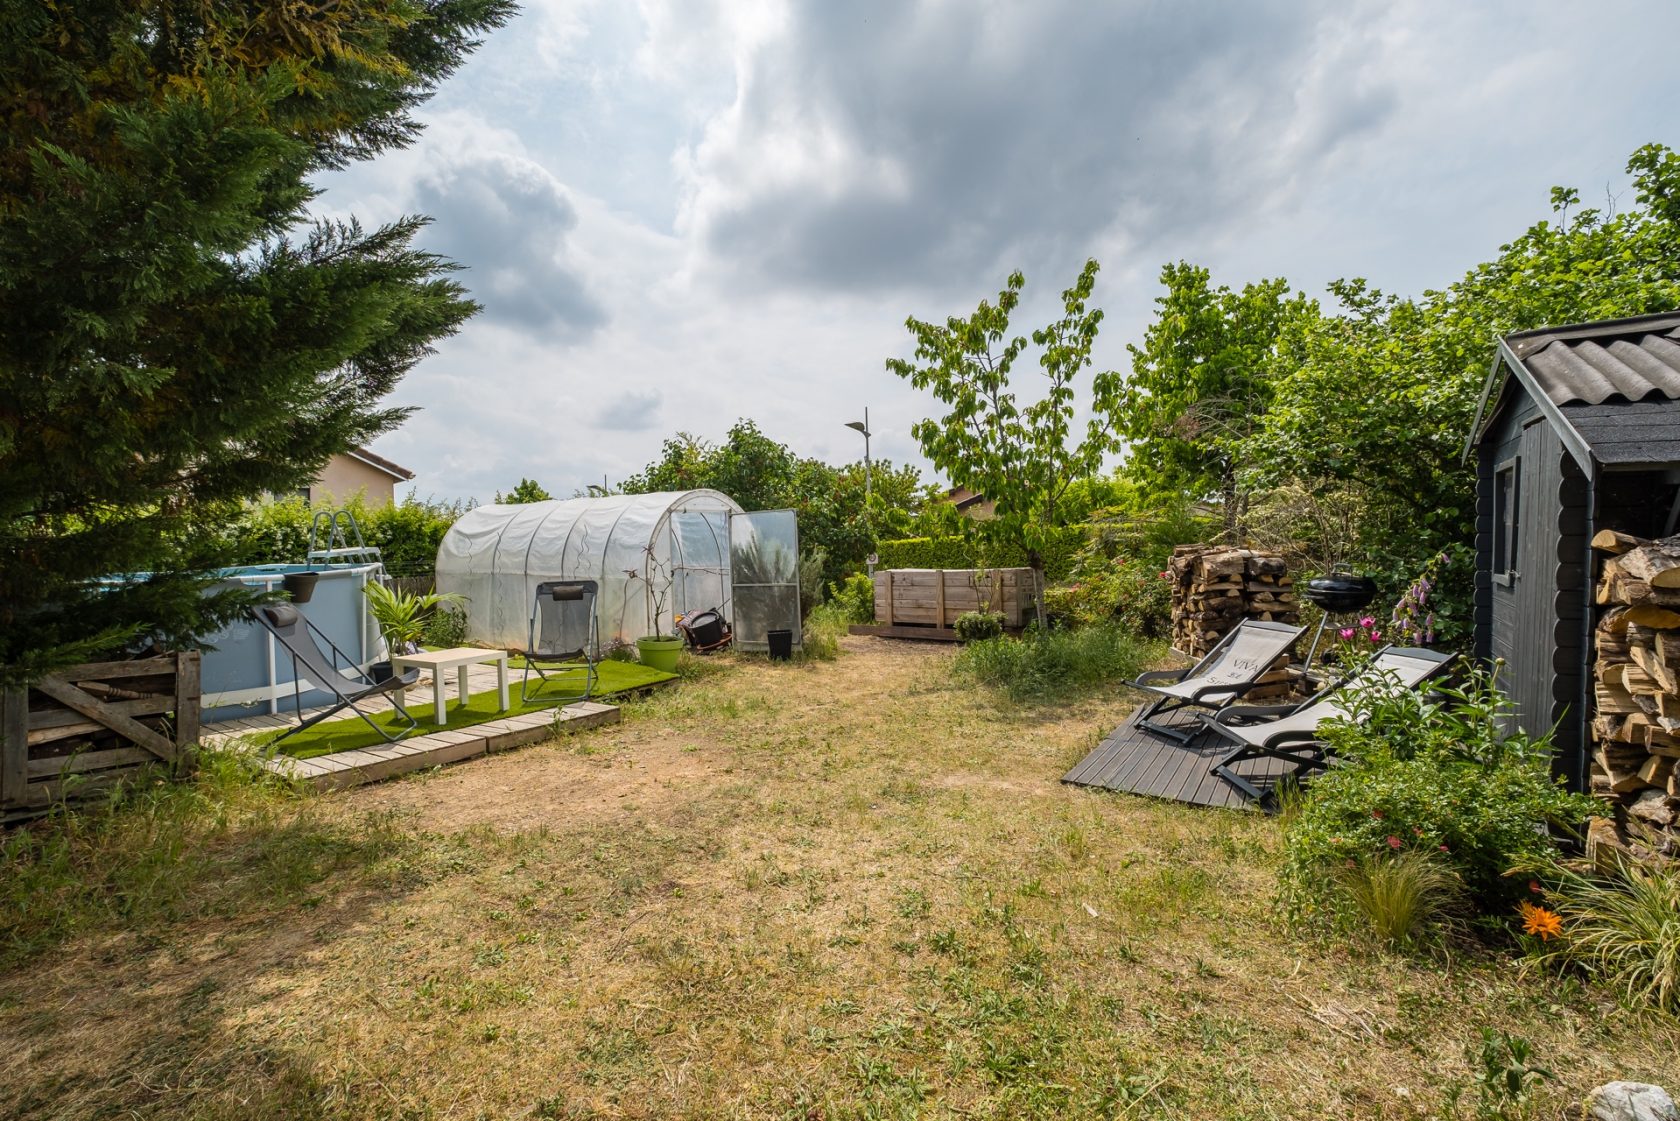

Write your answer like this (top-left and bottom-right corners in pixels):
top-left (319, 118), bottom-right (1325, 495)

top-left (521, 580), bottom-right (600, 704)
top-left (250, 603), bottom-right (420, 744)
top-left (1204, 645), bottom-right (1455, 806)
top-left (1128, 620), bottom-right (1306, 742)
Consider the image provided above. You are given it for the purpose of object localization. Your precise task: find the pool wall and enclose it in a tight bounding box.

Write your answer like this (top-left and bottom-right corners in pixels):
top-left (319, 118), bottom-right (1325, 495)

top-left (199, 564), bottom-right (388, 723)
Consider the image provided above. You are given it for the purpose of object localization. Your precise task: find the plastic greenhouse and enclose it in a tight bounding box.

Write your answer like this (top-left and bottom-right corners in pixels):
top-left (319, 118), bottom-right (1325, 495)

top-left (435, 490), bottom-right (804, 653)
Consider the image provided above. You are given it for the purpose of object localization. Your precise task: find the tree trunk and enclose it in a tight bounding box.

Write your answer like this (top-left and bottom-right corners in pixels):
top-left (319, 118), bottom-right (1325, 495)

top-left (1220, 469), bottom-right (1240, 546)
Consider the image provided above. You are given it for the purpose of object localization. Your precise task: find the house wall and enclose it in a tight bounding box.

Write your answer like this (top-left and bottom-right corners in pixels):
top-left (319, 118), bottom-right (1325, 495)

top-left (1474, 389), bottom-right (1589, 786)
top-left (308, 455), bottom-right (398, 506)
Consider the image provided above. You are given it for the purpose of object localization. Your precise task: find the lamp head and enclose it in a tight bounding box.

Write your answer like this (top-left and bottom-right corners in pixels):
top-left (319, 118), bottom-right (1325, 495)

top-left (845, 420), bottom-right (870, 436)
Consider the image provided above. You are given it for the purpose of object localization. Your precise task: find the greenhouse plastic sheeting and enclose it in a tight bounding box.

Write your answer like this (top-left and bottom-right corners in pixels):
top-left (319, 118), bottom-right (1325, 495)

top-left (435, 490), bottom-right (742, 651)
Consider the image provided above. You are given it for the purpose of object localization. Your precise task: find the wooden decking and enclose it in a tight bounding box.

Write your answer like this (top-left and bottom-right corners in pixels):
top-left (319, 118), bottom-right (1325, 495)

top-left (202, 662), bottom-right (620, 790)
top-left (1061, 705), bottom-right (1294, 810)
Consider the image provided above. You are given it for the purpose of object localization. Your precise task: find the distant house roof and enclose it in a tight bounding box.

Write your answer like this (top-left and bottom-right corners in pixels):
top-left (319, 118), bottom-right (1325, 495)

top-left (1468, 311), bottom-right (1680, 470)
top-left (345, 446), bottom-right (415, 482)
top-left (944, 484), bottom-right (987, 511)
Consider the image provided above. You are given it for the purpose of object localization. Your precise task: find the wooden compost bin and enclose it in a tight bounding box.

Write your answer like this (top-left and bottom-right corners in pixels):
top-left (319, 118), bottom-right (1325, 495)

top-left (2, 651), bottom-right (200, 819)
top-left (871, 568), bottom-right (1039, 630)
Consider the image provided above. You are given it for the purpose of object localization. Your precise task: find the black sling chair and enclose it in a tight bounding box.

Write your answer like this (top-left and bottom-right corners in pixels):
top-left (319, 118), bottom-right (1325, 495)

top-left (521, 580), bottom-right (600, 704)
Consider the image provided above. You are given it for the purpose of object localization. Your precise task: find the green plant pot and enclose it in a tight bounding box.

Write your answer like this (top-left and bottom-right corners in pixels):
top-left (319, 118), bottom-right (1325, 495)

top-left (636, 635), bottom-right (683, 674)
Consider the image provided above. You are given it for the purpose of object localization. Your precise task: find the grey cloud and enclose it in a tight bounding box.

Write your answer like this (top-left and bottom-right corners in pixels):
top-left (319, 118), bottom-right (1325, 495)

top-left (595, 388), bottom-right (663, 431)
top-left (687, 1), bottom-right (1396, 292)
top-left (412, 155), bottom-right (606, 333)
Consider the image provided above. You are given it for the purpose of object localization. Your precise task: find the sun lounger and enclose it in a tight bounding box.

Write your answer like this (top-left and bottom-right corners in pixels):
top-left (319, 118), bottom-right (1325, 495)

top-left (1205, 645), bottom-right (1455, 806)
top-left (250, 603), bottom-right (420, 744)
top-left (1129, 620), bottom-right (1306, 742)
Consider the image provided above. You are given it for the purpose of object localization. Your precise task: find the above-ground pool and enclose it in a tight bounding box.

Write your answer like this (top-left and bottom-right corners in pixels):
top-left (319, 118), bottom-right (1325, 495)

top-left (199, 563), bottom-right (387, 723)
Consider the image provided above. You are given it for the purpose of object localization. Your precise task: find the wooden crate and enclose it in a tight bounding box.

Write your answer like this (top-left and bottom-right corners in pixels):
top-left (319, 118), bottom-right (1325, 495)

top-left (871, 568), bottom-right (1039, 629)
top-left (2, 652), bottom-right (200, 817)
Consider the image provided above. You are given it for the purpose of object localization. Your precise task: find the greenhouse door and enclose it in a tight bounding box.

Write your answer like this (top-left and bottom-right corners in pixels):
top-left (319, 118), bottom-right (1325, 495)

top-left (729, 510), bottom-right (801, 651)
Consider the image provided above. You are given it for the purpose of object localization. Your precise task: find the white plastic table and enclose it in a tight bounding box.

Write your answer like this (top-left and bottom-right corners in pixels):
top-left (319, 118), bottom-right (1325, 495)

top-left (389, 647), bottom-right (509, 725)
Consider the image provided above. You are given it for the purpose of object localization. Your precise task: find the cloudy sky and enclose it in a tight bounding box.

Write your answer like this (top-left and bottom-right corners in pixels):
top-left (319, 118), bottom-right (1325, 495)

top-left (316, 0), bottom-right (1680, 504)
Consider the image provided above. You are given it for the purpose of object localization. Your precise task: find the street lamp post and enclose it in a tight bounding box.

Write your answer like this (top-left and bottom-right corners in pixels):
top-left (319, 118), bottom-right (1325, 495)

top-left (845, 408), bottom-right (875, 573)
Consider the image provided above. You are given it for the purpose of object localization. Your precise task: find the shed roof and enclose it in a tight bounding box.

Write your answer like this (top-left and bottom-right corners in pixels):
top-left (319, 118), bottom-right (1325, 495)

top-left (1468, 311), bottom-right (1680, 470)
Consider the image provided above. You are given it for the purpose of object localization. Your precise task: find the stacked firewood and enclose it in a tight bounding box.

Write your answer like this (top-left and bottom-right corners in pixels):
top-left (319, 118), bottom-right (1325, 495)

top-left (1166, 544), bottom-right (1300, 661)
top-left (1589, 530), bottom-right (1680, 834)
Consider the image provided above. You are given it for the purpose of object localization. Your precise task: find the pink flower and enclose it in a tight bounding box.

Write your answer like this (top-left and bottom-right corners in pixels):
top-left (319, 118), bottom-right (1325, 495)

top-left (1386, 835), bottom-right (1403, 850)
top-left (1359, 616), bottom-right (1375, 628)
top-left (1339, 628), bottom-right (1355, 640)
top-left (1369, 631), bottom-right (1382, 642)
top-left (1439, 844), bottom-right (1450, 852)
top-left (1529, 880), bottom-right (1541, 894)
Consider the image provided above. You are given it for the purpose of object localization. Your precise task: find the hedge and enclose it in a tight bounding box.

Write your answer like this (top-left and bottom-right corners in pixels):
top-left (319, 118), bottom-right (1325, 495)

top-left (875, 526), bottom-right (1087, 581)
top-left (225, 494), bottom-right (466, 579)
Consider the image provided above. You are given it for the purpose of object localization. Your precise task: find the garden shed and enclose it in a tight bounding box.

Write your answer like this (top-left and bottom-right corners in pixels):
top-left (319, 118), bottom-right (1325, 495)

top-left (1466, 311), bottom-right (1680, 790)
top-left (436, 490), bottom-right (747, 651)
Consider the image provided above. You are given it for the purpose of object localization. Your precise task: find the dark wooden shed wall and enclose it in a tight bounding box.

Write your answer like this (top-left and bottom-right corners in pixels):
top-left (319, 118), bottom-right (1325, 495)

top-left (1473, 387), bottom-right (1590, 786)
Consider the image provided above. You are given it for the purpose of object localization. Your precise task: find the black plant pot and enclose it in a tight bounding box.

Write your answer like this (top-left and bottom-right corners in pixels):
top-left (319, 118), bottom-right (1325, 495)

top-left (767, 629), bottom-right (793, 661)
top-left (368, 660), bottom-right (395, 684)
top-left (282, 571), bottom-right (321, 604)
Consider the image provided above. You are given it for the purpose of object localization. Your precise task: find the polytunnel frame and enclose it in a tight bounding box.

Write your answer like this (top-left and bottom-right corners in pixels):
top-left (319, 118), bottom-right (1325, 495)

top-left (438, 490), bottom-right (744, 653)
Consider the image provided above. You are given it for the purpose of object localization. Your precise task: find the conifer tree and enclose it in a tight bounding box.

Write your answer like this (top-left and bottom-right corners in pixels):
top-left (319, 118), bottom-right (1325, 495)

top-left (0, 0), bottom-right (513, 679)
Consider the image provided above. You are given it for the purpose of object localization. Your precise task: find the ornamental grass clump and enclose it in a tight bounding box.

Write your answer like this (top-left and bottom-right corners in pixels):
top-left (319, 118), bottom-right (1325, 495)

top-left (1527, 853), bottom-right (1680, 1013)
top-left (1280, 666), bottom-right (1597, 943)
top-left (1332, 849), bottom-right (1465, 951)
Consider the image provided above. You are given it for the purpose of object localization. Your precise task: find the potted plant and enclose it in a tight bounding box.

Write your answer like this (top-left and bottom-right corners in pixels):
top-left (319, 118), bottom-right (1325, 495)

top-left (363, 582), bottom-right (468, 678)
top-left (635, 579), bottom-right (683, 673)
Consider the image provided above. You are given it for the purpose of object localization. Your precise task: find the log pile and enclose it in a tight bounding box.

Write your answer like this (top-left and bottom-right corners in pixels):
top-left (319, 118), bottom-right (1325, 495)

top-left (1589, 530), bottom-right (1680, 840)
top-left (1166, 544), bottom-right (1300, 662)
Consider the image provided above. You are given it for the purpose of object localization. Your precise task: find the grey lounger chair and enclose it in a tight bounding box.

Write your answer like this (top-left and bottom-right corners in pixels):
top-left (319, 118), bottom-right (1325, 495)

top-left (1129, 619), bottom-right (1306, 742)
top-left (521, 580), bottom-right (600, 704)
top-left (250, 603), bottom-right (420, 744)
top-left (1205, 645), bottom-right (1455, 806)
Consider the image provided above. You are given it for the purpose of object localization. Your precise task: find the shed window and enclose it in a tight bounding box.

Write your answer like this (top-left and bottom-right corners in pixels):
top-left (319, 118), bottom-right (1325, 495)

top-left (1494, 457), bottom-right (1520, 582)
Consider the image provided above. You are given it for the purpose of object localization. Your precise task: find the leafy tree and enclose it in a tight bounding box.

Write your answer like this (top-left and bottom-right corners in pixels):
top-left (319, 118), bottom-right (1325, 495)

top-left (0, 0), bottom-right (511, 679)
top-left (621, 419), bottom-right (929, 587)
top-left (887, 259), bottom-right (1123, 582)
top-left (1246, 143), bottom-right (1680, 602)
top-left (497, 478), bottom-right (553, 504)
top-left (1121, 264), bottom-right (1313, 542)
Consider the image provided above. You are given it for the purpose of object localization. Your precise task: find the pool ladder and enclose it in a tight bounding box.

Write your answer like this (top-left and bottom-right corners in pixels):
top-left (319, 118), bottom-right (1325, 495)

top-left (307, 508), bottom-right (383, 568)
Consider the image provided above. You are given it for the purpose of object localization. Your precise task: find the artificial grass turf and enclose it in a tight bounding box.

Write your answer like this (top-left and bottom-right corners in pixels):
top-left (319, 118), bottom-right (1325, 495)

top-left (259, 659), bottom-right (676, 760)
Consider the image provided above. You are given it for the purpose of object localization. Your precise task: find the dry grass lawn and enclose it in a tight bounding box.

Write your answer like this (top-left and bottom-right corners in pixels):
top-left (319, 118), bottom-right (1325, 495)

top-left (1, 636), bottom-right (1675, 1119)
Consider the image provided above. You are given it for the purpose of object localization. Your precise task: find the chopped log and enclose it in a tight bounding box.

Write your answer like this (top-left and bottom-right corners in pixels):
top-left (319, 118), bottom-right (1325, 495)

top-left (1640, 754), bottom-right (1677, 787)
top-left (1595, 682), bottom-right (1642, 714)
top-left (1591, 528), bottom-right (1649, 555)
top-left (1615, 537), bottom-right (1680, 589)
top-left (1631, 646), bottom-right (1680, 693)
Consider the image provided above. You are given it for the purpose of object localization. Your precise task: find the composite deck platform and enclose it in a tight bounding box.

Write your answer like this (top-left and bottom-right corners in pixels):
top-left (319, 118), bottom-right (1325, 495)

top-left (1061, 705), bottom-right (1295, 810)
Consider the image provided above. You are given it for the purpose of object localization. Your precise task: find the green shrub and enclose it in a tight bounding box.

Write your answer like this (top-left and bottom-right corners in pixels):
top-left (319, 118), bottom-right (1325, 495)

top-left (1043, 555), bottom-right (1172, 637)
top-left (421, 601), bottom-right (467, 648)
top-left (953, 610), bottom-right (1004, 642)
top-left (953, 623), bottom-right (1159, 702)
top-left (1280, 667), bottom-right (1596, 936)
top-left (828, 572), bottom-right (876, 623)
top-left (1531, 853), bottom-right (1680, 1013)
top-left (223, 493), bottom-right (466, 579)
top-left (798, 602), bottom-right (849, 661)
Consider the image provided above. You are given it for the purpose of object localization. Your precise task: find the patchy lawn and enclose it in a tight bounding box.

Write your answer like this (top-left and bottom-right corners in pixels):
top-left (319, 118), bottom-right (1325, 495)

top-left (0, 637), bottom-right (1673, 1119)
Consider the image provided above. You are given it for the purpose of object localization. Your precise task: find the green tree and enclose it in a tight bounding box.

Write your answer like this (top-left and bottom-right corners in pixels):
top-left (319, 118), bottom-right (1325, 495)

top-left (887, 259), bottom-right (1123, 584)
top-left (1121, 264), bottom-right (1313, 542)
top-left (1247, 143), bottom-right (1680, 597)
top-left (621, 419), bottom-right (929, 587)
top-left (497, 478), bottom-right (553, 504)
top-left (0, 0), bottom-right (511, 679)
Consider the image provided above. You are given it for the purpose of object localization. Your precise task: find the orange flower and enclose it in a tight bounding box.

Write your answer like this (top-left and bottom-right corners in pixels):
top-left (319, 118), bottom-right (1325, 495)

top-left (1518, 900), bottom-right (1562, 941)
